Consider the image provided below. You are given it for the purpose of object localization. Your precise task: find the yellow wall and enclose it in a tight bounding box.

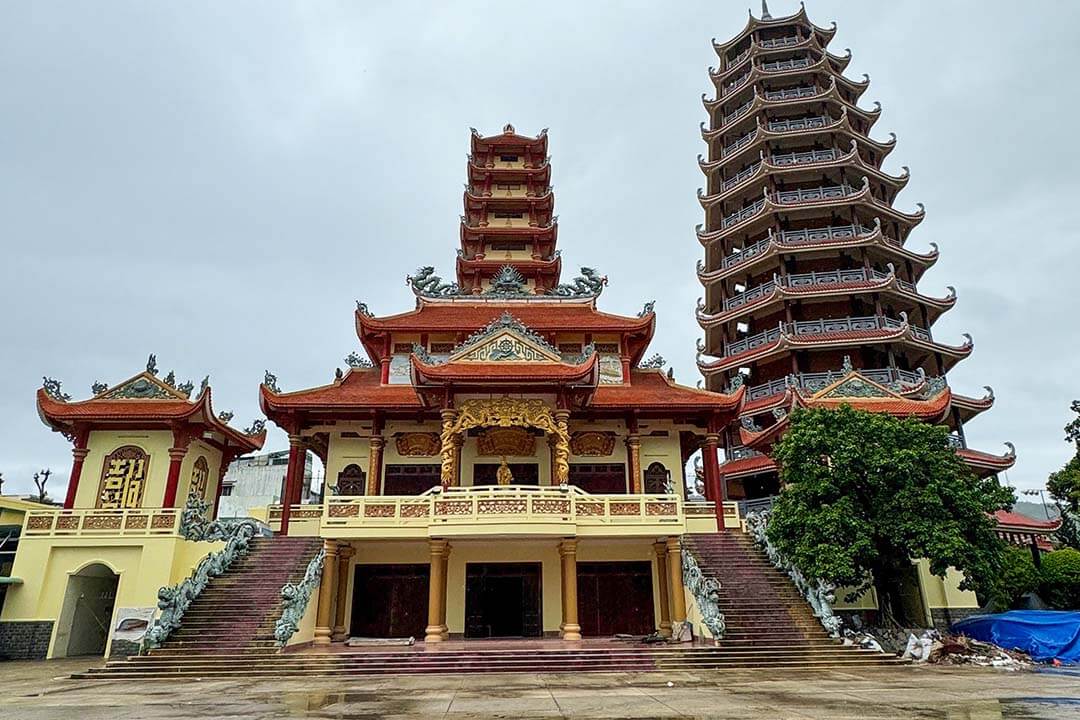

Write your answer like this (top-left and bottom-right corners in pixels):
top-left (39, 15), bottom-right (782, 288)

top-left (916, 560), bottom-right (979, 610)
top-left (75, 430), bottom-right (174, 508)
top-left (177, 440), bottom-right (224, 506)
top-left (1, 535), bottom-right (221, 658)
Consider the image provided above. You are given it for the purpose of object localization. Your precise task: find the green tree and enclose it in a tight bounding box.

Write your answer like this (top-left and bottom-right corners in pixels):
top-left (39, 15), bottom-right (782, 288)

top-left (767, 406), bottom-right (1013, 621)
top-left (1039, 549), bottom-right (1080, 610)
top-left (1048, 401), bottom-right (1080, 514)
top-left (990, 546), bottom-right (1040, 609)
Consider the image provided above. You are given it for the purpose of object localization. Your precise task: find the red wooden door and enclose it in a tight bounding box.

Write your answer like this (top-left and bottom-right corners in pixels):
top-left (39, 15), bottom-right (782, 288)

top-left (577, 562), bottom-right (655, 637)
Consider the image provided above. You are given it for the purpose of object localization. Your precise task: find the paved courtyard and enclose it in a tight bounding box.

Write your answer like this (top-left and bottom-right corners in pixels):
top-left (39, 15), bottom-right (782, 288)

top-left (3, 658), bottom-right (1080, 719)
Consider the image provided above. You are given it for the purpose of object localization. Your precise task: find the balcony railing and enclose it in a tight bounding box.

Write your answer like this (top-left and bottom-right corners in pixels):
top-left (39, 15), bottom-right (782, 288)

top-left (722, 315), bottom-right (932, 358)
top-left (771, 148), bottom-right (839, 166)
top-left (725, 47), bottom-right (752, 71)
top-left (764, 86), bottom-right (818, 101)
top-left (767, 115), bottom-right (830, 133)
top-left (721, 99), bottom-right (754, 126)
top-left (722, 267), bottom-right (883, 312)
top-left (719, 224), bottom-right (878, 271)
top-left (721, 199), bottom-right (767, 229)
top-left (315, 486), bottom-right (684, 538)
top-left (720, 130), bottom-right (757, 158)
top-left (762, 57), bottom-right (812, 72)
top-left (23, 507), bottom-right (183, 538)
top-left (947, 434), bottom-right (966, 449)
top-left (759, 36), bottom-right (801, 49)
top-left (745, 367), bottom-right (926, 400)
top-left (723, 71), bottom-right (752, 96)
top-left (728, 446), bottom-right (765, 461)
top-left (774, 183), bottom-right (856, 205)
top-left (720, 162), bottom-right (762, 193)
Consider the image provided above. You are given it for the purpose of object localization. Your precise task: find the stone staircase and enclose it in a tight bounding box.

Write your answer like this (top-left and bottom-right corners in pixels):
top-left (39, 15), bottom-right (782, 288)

top-left (75, 531), bottom-right (902, 679)
top-left (682, 531), bottom-right (902, 667)
top-left (145, 535), bottom-right (323, 656)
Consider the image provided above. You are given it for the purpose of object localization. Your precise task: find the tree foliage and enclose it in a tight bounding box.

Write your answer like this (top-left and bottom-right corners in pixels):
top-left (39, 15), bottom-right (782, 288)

top-left (1039, 549), bottom-right (1080, 610)
top-left (766, 406), bottom-right (1013, 606)
top-left (1048, 401), bottom-right (1080, 513)
top-left (989, 546), bottom-right (1039, 609)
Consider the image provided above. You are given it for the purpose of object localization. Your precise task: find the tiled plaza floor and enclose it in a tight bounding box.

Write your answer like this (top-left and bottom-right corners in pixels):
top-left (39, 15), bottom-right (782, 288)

top-left (3, 657), bottom-right (1080, 718)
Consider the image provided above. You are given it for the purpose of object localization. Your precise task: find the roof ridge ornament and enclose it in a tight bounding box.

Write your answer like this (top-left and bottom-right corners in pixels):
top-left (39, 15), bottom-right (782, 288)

top-left (244, 419), bottom-right (266, 436)
top-left (638, 300), bottom-right (656, 318)
top-left (638, 353), bottom-right (666, 369)
top-left (146, 354), bottom-right (158, 376)
top-left (547, 267), bottom-right (607, 298)
top-left (42, 377), bottom-right (71, 401)
top-left (447, 311), bottom-right (565, 362)
top-left (91, 381), bottom-right (109, 395)
top-left (263, 371), bottom-right (280, 394)
top-left (485, 265), bottom-right (528, 295)
top-left (761, 0), bottom-right (772, 20)
top-left (345, 351), bottom-right (373, 369)
top-left (407, 266), bottom-right (461, 298)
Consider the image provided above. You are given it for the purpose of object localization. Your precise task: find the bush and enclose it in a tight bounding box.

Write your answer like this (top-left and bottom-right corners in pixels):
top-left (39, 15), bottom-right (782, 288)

top-left (1040, 548), bottom-right (1080, 609)
top-left (990, 546), bottom-right (1039, 609)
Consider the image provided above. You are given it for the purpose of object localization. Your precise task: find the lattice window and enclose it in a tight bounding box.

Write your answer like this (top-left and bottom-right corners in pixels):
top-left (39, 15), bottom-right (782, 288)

top-left (97, 445), bottom-right (150, 509)
top-left (189, 456), bottom-right (210, 500)
top-left (337, 464), bottom-right (366, 496)
top-left (644, 462), bottom-right (670, 494)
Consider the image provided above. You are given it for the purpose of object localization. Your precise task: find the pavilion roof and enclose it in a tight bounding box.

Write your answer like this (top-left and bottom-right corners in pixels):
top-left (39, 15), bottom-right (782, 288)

top-left (37, 364), bottom-right (265, 452)
top-left (994, 510), bottom-right (1061, 533)
top-left (470, 124), bottom-right (548, 154)
top-left (260, 368), bottom-right (421, 412)
top-left (591, 369), bottom-right (744, 412)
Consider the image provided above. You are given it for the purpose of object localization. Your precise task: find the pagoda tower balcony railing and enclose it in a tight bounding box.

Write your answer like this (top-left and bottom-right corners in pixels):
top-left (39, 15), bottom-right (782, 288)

top-left (717, 148), bottom-right (840, 194)
top-left (764, 85), bottom-right (818, 101)
top-left (767, 114), bottom-right (829, 133)
top-left (722, 71), bottom-right (753, 97)
top-left (722, 315), bottom-right (931, 358)
top-left (720, 129), bottom-right (757, 158)
top-left (947, 434), bottom-right (966, 450)
top-left (745, 366), bottom-right (926, 401)
top-left (720, 98), bottom-right (755, 127)
top-left (721, 267), bottom-right (915, 312)
top-left (720, 223), bottom-right (872, 269)
top-left (720, 182), bottom-right (861, 230)
top-left (761, 56), bottom-right (812, 73)
top-left (759, 35), bottom-right (802, 49)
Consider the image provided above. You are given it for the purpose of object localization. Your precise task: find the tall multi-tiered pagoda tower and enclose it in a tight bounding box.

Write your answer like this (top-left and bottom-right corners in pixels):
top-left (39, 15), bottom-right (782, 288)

top-left (695, 3), bottom-right (1015, 500)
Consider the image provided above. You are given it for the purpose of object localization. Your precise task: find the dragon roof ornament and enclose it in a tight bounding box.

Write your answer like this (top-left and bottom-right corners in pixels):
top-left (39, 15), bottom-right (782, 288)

top-left (638, 353), bottom-right (666, 369)
top-left (485, 265), bottom-right (528, 295)
top-left (42, 377), bottom-right (71, 401)
top-left (345, 351), bottom-right (373, 369)
top-left (548, 267), bottom-right (606, 298)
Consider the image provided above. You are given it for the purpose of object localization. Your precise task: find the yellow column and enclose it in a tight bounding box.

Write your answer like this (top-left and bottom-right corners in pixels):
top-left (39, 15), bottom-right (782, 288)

top-left (558, 539), bottom-right (581, 640)
top-left (366, 436), bottom-right (384, 496)
top-left (666, 537), bottom-right (687, 625)
top-left (439, 545), bottom-right (451, 640)
top-left (626, 434), bottom-right (642, 493)
top-left (552, 410), bottom-right (571, 485)
top-left (440, 409), bottom-right (459, 487)
top-left (314, 539), bottom-right (339, 645)
top-left (424, 539), bottom-right (450, 642)
top-left (653, 541), bottom-right (672, 637)
top-left (332, 544), bottom-right (354, 641)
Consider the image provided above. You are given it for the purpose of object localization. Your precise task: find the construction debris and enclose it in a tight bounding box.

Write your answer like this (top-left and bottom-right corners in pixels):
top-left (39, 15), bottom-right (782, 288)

top-left (928, 634), bottom-right (1034, 670)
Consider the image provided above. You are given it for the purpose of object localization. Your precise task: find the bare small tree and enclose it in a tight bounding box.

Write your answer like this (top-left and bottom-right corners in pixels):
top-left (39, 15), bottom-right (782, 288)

top-left (32, 468), bottom-right (52, 504)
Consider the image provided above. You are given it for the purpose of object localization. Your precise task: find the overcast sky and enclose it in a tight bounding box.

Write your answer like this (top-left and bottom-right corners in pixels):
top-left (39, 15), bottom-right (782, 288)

top-left (2, 1), bottom-right (1077, 499)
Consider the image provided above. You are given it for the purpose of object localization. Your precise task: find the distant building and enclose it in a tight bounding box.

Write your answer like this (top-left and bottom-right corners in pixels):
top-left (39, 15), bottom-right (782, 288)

top-left (218, 450), bottom-right (314, 519)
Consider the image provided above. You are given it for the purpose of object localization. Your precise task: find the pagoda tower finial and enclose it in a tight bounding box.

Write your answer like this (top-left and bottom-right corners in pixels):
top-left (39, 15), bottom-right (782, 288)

top-left (761, 0), bottom-right (772, 20)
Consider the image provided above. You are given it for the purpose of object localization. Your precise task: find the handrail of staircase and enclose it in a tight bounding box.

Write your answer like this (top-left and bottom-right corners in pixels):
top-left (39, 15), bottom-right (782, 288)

top-left (681, 546), bottom-right (726, 641)
top-left (745, 509), bottom-right (843, 638)
top-left (142, 493), bottom-right (261, 652)
top-left (274, 545), bottom-right (326, 647)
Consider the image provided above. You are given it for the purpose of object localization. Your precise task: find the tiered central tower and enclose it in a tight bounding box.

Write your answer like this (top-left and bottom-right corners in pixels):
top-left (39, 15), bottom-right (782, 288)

top-left (695, 4), bottom-right (1015, 499)
top-left (458, 125), bottom-right (561, 294)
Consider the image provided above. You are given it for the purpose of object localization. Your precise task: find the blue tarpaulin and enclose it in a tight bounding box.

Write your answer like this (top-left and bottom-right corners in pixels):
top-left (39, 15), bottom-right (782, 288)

top-left (952, 610), bottom-right (1080, 664)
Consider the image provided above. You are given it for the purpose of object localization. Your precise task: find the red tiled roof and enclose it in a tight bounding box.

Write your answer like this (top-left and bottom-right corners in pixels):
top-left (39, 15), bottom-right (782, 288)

top-left (994, 510), bottom-right (1060, 532)
top-left (37, 386), bottom-right (264, 452)
top-left (411, 353), bottom-right (598, 384)
top-left (720, 454), bottom-right (777, 479)
top-left (358, 301), bottom-right (653, 334)
top-left (591, 370), bottom-right (743, 411)
top-left (260, 369), bottom-right (422, 410)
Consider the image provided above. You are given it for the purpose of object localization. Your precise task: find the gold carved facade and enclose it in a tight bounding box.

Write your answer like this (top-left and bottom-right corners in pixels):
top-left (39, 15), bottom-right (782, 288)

top-left (476, 427), bottom-right (535, 457)
top-left (394, 432), bottom-right (440, 457)
top-left (97, 445), bottom-right (149, 509)
top-left (569, 431), bottom-right (616, 457)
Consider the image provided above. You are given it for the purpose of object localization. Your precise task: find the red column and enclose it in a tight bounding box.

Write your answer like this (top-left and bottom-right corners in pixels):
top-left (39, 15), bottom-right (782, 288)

top-left (162, 428), bottom-right (193, 508)
top-left (279, 436), bottom-right (305, 536)
top-left (703, 433), bottom-right (725, 526)
top-left (63, 427), bottom-right (91, 509)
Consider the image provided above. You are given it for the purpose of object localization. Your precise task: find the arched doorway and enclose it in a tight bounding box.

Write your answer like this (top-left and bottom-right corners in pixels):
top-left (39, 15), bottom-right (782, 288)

top-left (337, 464), bottom-right (366, 496)
top-left (644, 462), bottom-right (670, 494)
top-left (53, 563), bottom-right (119, 657)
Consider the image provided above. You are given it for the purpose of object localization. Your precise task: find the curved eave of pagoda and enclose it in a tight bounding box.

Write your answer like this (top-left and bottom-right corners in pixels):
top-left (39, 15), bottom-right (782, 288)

top-left (697, 322), bottom-right (970, 376)
top-left (464, 189), bottom-right (554, 209)
top-left (698, 143), bottom-right (906, 210)
top-left (952, 387), bottom-right (996, 423)
top-left (711, 4), bottom-right (835, 54)
top-left (461, 217), bottom-right (557, 242)
top-left (698, 221), bottom-right (938, 284)
top-left (470, 126), bottom-right (548, 154)
top-left (467, 158), bottom-right (551, 179)
top-left (696, 275), bottom-right (955, 329)
top-left (259, 369), bottom-right (424, 421)
top-left (708, 34), bottom-right (825, 85)
top-left (704, 80), bottom-right (881, 137)
top-left (38, 386), bottom-right (265, 453)
top-left (455, 253), bottom-right (561, 276)
top-left (958, 444), bottom-right (1017, 478)
top-left (696, 183), bottom-right (923, 248)
top-left (700, 111), bottom-right (896, 172)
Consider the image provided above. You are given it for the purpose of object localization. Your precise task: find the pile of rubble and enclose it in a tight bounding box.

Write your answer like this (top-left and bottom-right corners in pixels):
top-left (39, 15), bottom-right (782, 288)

top-left (897, 630), bottom-right (1034, 669)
